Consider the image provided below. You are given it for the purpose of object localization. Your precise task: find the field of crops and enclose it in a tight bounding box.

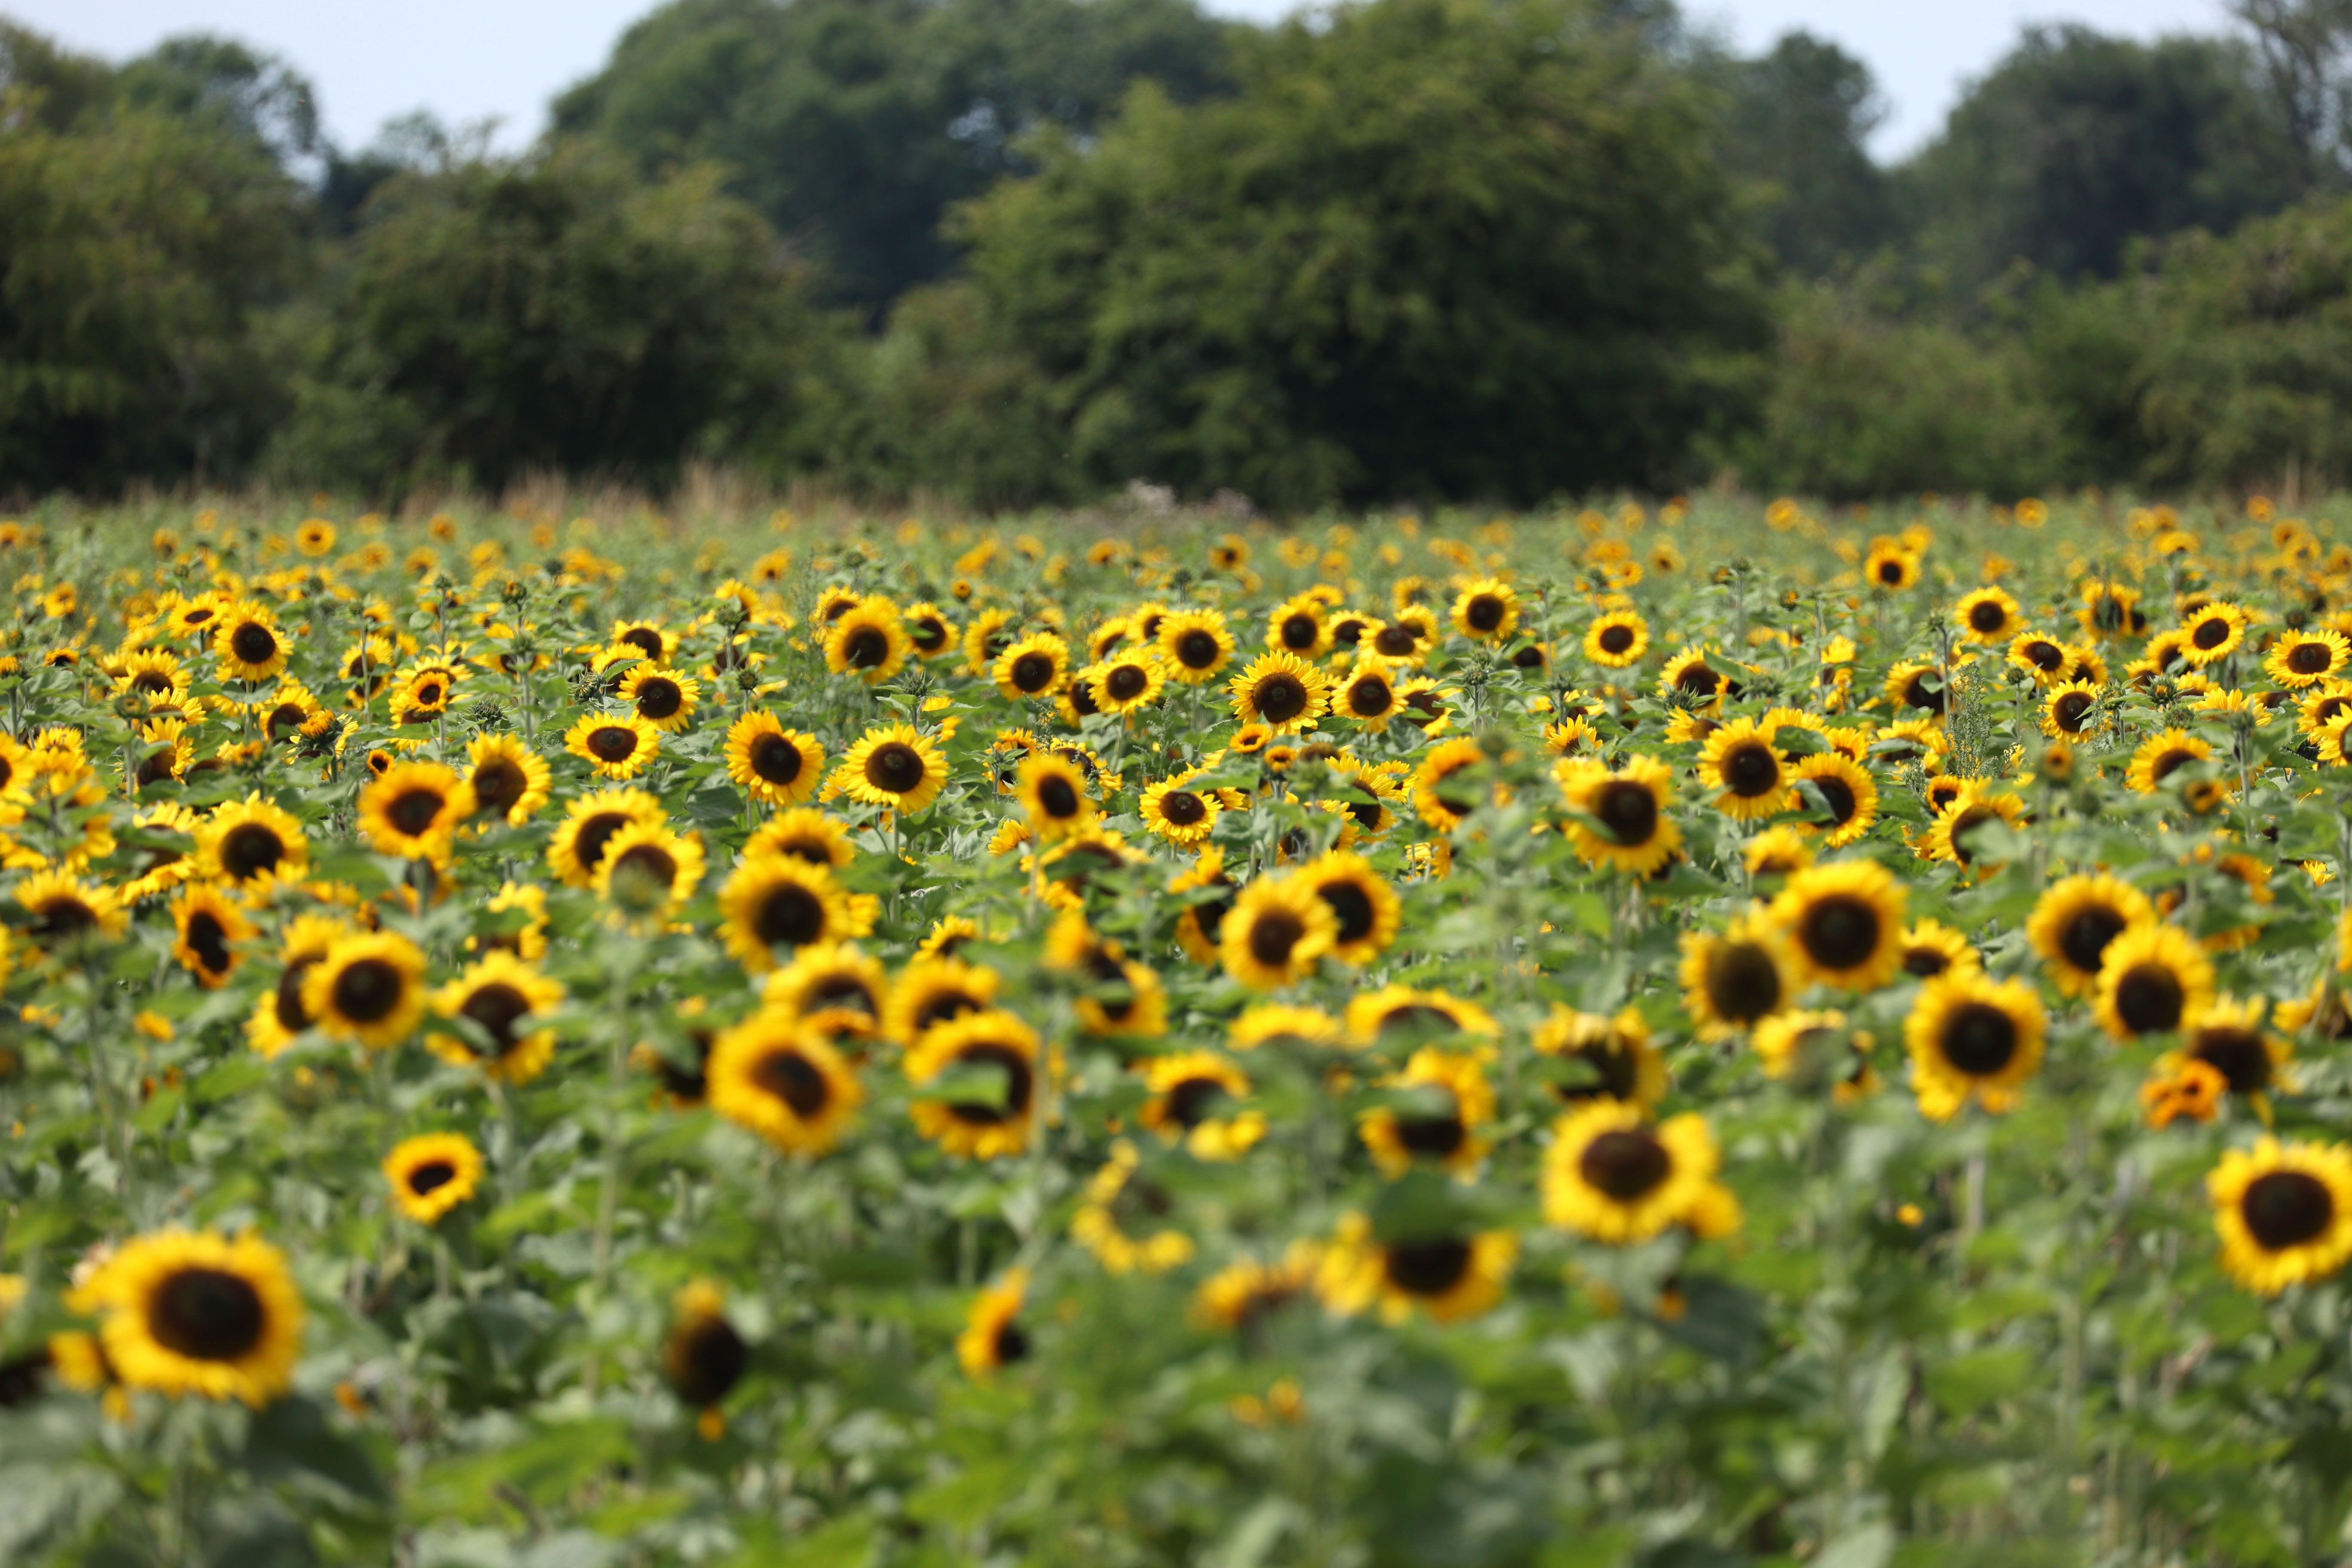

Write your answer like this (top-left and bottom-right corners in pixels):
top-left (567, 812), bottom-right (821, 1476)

top-left (0, 491), bottom-right (2348, 1566)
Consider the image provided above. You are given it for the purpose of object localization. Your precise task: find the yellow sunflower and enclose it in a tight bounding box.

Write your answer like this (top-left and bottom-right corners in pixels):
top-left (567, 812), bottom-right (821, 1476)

top-left (993, 632), bottom-right (1072, 700)
top-left (1557, 755), bottom-right (1682, 876)
top-left (245, 915), bottom-right (351, 1060)
top-left (357, 760), bottom-right (476, 862)
top-left (723, 711), bottom-right (825, 806)
top-left (425, 951), bottom-right (565, 1082)
top-left (1449, 577), bottom-right (1519, 641)
top-left (170, 885), bottom-right (254, 989)
top-left (1542, 1103), bottom-right (1740, 1243)
top-left (1137, 1051), bottom-right (1267, 1161)
top-left (1219, 874), bottom-right (1338, 991)
top-left (1679, 911), bottom-right (1793, 1039)
top-left (1315, 1213), bottom-right (1516, 1324)
top-left (2208, 1138), bottom-right (2352, 1295)
top-left (835, 724), bottom-right (948, 814)
top-left (1073, 1141), bottom-right (1196, 1275)
top-left (1157, 608), bottom-right (1236, 684)
top-left (707, 1010), bottom-right (864, 1155)
top-left (1227, 651), bottom-right (1331, 733)
top-left (1359, 1047), bottom-right (1493, 1178)
top-left (1697, 718), bottom-right (1791, 821)
top-left (1583, 609), bottom-right (1649, 668)
top-left (1906, 971), bottom-right (2046, 1121)
top-left (564, 712), bottom-right (660, 780)
top-left (823, 600), bottom-right (910, 684)
top-left (89, 1229), bottom-right (303, 1406)
top-left (717, 857), bottom-right (864, 973)
top-left (2026, 874), bottom-right (2155, 996)
top-left (1293, 849), bottom-right (1401, 964)
top-left (1770, 859), bottom-right (1906, 992)
top-left (462, 734), bottom-right (552, 825)
top-left (1531, 1004), bottom-right (1667, 1111)
top-left (906, 1008), bottom-right (1042, 1160)
top-left (594, 821), bottom-right (707, 916)
top-left (1139, 774), bottom-right (1222, 847)
top-left (1954, 586), bottom-right (2021, 643)
top-left (213, 603), bottom-right (289, 682)
top-left (1016, 753), bottom-right (1096, 840)
top-left (546, 788), bottom-right (666, 887)
top-left (2093, 921), bottom-right (2214, 1042)
top-left (957, 1268), bottom-right (1032, 1377)
top-left (197, 796), bottom-right (309, 888)
top-left (382, 1133), bottom-right (484, 1225)
top-left (618, 664), bottom-right (703, 730)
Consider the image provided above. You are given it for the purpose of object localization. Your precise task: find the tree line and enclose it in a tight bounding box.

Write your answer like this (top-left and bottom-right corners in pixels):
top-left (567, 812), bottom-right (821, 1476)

top-left (7, 0), bottom-right (2352, 507)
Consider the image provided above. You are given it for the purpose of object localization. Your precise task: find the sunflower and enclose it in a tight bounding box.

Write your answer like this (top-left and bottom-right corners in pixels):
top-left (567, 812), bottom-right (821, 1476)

top-left (1072, 1140), bottom-right (1195, 1275)
top-left (664, 1281), bottom-right (749, 1432)
top-left (1139, 774), bottom-right (1221, 848)
top-left (564, 712), bottom-right (660, 780)
top-left (1557, 756), bottom-right (1682, 876)
top-left (424, 951), bottom-right (564, 1082)
top-left (245, 915), bottom-right (350, 1060)
top-left (1157, 609), bottom-right (1235, 684)
top-left (1136, 1051), bottom-right (1267, 1161)
top-left (1954, 586), bottom-right (2022, 643)
top-left (1696, 718), bottom-right (1790, 821)
top-left (1360, 1048), bottom-right (1492, 1178)
top-left (1659, 644), bottom-right (1731, 707)
top-left (1333, 660), bottom-right (1403, 729)
top-left (1172, 846), bottom-right (1238, 962)
top-left (546, 788), bottom-right (665, 887)
top-left (1679, 912), bottom-right (1793, 1039)
top-left (594, 821), bottom-right (707, 915)
top-left (2208, 1138), bottom-right (2352, 1295)
top-left (1907, 971), bottom-right (2046, 1121)
top-left (1583, 609), bottom-right (1649, 668)
top-left (884, 956), bottom-right (998, 1046)
top-left (746, 808), bottom-right (856, 870)
top-left (617, 664), bottom-right (703, 731)
top-left (2264, 627), bottom-right (2349, 689)
top-left (213, 603), bottom-right (289, 682)
top-left (2026, 874), bottom-right (2156, 996)
top-left (906, 1009), bottom-right (1041, 1160)
top-left (1220, 875), bottom-right (1338, 991)
top-left (1771, 860), bottom-right (1905, 992)
top-left (1920, 783), bottom-right (2029, 869)
top-left (358, 760), bottom-right (476, 862)
top-left (1752, 1009), bottom-right (1879, 1100)
top-left (2169, 996), bottom-right (2294, 1107)
top-left (1533, 1005), bottom-right (1666, 1110)
top-left (15, 870), bottom-right (127, 946)
top-left (462, 734), bottom-right (551, 826)
top-left (2093, 921), bottom-right (2214, 1042)
top-left (170, 885), bottom-right (253, 989)
top-left (1091, 652), bottom-right (1165, 715)
top-left (1542, 1103), bottom-right (1741, 1243)
top-left (2040, 680), bottom-right (2103, 739)
top-left (992, 631), bottom-right (1071, 701)
top-left (724, 712), bottom-right (825, 806)
top-left (197, 796), bottom-right (309, 888)
top-left (1315, 1213), bottom-right (1516, 1324)
top-left (1899, 919), bottom-right (1981, 981)
top-left (89, 1230), bottom-right (302, 1406)
top-left (707, 1011), bottom-right (864, 1155)
top-left (764, 942), bottom-right (889, 1024)
top-left (1449, 577), bottom-right (1519, 641)
top-left (1791, 753), bottom-right (1878, 846)
top-left (296, 931), bottom-right (428, 1050)
top-left (957, 1268), bottom-right (1032, 1377)
top-left (1226, 651), bottom-right (1330, 734)
top-left (382, 1133), bottom-right (484, 1225)
top-left (823, 600), bottom-right (910, 684)
top-left (717, 857), bottom-right (862, 972)
top-left (836, 724), bottom-right (948, 814)
top-left (904, 602), bottom-right (957, 660)
top-left (1412, 736), bottom-right (1498, 832)
top-left (1883, 661), bottom-right (1945, 716)
top-left (1344, 984), bottom-right (1498, 1050)
top-left (1862, 542), bottom-right (1919, 591)
top-left (1285, 848), bottom-right (1402, 967)
top-left (2179, 600), bottom-right (2250, 666)
top-left (1265, 593), bottom-right (1331, 658)
top-left (1016, 753), bottom-right (1096, 840)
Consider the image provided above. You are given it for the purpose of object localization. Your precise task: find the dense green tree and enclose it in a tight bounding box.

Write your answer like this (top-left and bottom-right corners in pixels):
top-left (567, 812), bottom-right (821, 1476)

top-left (943, 0), bottom-right (1767, 508)
top-left (1900, 26), bottom-right (2306, 290)
top-left (554, 0), bottom-right (1234, 311)
top-left (270, 140), bottom-right (833, 493)
top-left (113, 34), bottom-right (323, 173)
top-left (1709, 31), bottom-right (1897, 277)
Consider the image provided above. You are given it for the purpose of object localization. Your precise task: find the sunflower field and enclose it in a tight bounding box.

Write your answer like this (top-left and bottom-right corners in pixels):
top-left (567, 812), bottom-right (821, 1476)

top-left (3, 493), bottom-right (2352, 1567)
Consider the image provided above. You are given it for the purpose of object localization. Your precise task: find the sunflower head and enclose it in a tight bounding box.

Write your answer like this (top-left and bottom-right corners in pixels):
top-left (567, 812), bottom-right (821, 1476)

top-left (382, 1133), bottom-right (484, 1225)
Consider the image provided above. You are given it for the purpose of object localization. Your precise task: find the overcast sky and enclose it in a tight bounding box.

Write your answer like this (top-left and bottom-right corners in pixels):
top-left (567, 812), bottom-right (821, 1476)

top-left (12, 0), bottom-right (2236, 159)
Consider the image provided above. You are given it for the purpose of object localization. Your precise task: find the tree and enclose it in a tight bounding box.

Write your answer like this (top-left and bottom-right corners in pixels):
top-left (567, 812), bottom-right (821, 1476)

top-left (271, 140), bottom-right (833, 493)
top-left (949, 0), bottom-right (1769, 508)
top-left (1709, 31), bottom-right (1896, 277)
top-left (113, 34), bottom-right (324, 175)
top-left (1900, 26), bottom-right (2306, 290)
top-left (552, 0), bottom-right (1234, 311)
top-left (2229, 0), bottom-right (2352, 178)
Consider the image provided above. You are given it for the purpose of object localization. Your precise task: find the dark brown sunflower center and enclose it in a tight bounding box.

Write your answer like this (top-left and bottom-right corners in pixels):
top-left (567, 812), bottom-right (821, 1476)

top-left (587, 726), bottom-right (640, 763)
top-left (1902, 674), bottom-right (1944, 713)
top-left (2290, 642), bottom-right (2335, 675)
top-left (331, 957), bottom-right (407, 1025)
top-left (265, 702), bottom-right (307, 738)
top-left (1280, 613), bottom-right (1319, 649)
top-left (1705, 943), bottom-right (1782, 1024)
top-left (29, 899), bottom-right (96, 941)
top-left (2192, 618), bottom-right (2231, 650)
top-left (1158, 788), bottom-right (1206, 827)
top-left (622, 628), bottom-right (665, 658)
top-left (229, 624), bottom-right (278, 665)
top-left (667, 1315), bottom-right (747, 1406)
top-left (1348, 676), bottom-right (1392, 716)
top-left (911, 616), bottom-right (946, 651)
top-left (1947, 807), bottom-right (1996, 864)
top-left (865, 742), bottom-right (925, 793)
top-left (1246, 910), bottom-right (1306, 968)
top-left (1798, 895), bottom-right (1880, 971)
top-left (219, 823), bottom-right (286, 881)
top-left (1317, 879), bottom-right (1375, 943)
top-left (2058, 908), bottom-right (2125, 975)
top-left (2193, 1028), bottom-right (2271, 1093)
top-left (1579, 1127), bottom-right (1672, 1200)
top-left (1599, 623), bottom-right (1636, 654)
top-left (1553, 1041), bottom-right (1639, 1102)
top-left (754, 881), bottom-right (826, 946)
top-left (1674, 662), bottom-right (1721, 696)
top-left (1721, 742), bottom-right (1779, 797)
top-left (2113, 964), bottom-right (2185, 1034)
top-left (1373, 625), bottom-right (1419, 657)
top-left (1253, 674), bottom-right (1309, 723)
top-left (833, 627), bottom-right (885, 671)
top-left (749, 732), bottom-right (803, 785)
top-left (387, 788), bottom-right (447, 837)
top-left (573, 812), bottom-right (630, 871)
top-left (276, 955), bottom-right (321, 1030)
top-left (635, 677), bottom-right (684, 717)
top-left (2150, 748), bottom-right (2197, 784)
top-left (944, 1042), bottom-right (1033, 1124)
top-left (150, 1267), bottom-right (266, 1361)
top-left (1036, 775), bottom-right (1081, 819)
top-left (1384, 1237), bottom-right (1472, 1295)
top-left (755, 1047), bottom-right (831, 1116)
top-left (1071, 680), bottom-right (1107, 718)
top-left (1808, 773), bottom-right (1858, 826)
top-left (2053, 691), bottom-right (2093, 731)
top-left (458, 980), bottom-right (531, 1053)
top-left (133, 670), bottom-right (175, 694)
top-left (1176, 630), bottom-right (1221, 668)
top-left (610, 842), bottom-right (677, 889)
top-left (913, 991), bottom-right (982, 1032)
top-left (1876, 560), bottom-right (1905, 584)
top-left (1903, 944), bottom-right (1951, 978)
top-left (2024, 640), bottom-right (2063, 671)
top-left (1396, 1095), bottom-right (1465, 1156)
top-left (1968, 600), bottom-right (2007, 632)
top-left (185, 910), bottom-right (231, 975)
top-left (472, 759), bottom-right (525, 815)
top-left (1941, 1001), bottom-right (2017, 1075)
top-left (2244, 1170), bottom-right (2334, 1249)
top-left (1106, 665), bottom-right (1149, 701)
top-left (1165, 1076), bottom-right (1229, 1128)
top-left (1592, 780), bottom-right (1660, 846)
top-left (1009, 653), bottom-right (1056, 693)
top-left (1465, 594), bottom-right (1506, 631)
top-left (407, 1160), bottom-right (456, 1195)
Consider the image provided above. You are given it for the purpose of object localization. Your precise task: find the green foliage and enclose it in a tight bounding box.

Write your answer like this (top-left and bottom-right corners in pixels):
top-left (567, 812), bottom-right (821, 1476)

top-left (950, 0), bottom-right (1770, 509)
top-left (269, 141), bottom-right (836, 496)
top-left (553, 0), bottom-right (1235, 311)
top-left (1706, 31), bottom-right (1897, 278)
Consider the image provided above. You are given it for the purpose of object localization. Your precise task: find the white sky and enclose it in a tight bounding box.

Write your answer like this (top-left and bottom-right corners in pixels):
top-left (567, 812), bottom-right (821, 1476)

top-left (11, 0), bottom-right (2237, 159)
